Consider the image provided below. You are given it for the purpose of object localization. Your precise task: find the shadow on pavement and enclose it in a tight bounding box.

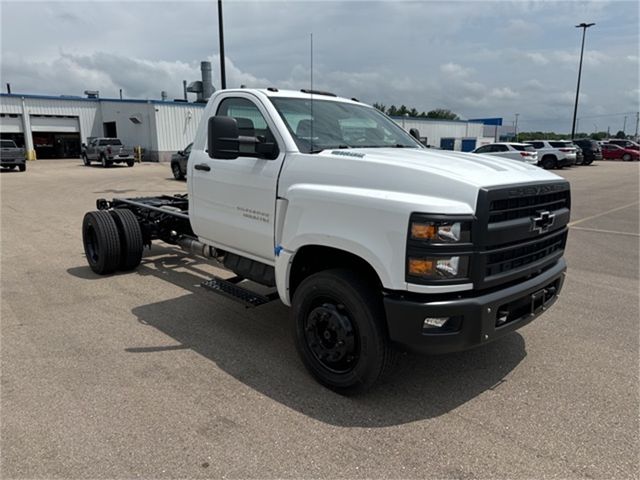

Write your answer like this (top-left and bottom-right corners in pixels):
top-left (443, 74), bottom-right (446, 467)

top-left (69, 247), bottom-right (527, 427)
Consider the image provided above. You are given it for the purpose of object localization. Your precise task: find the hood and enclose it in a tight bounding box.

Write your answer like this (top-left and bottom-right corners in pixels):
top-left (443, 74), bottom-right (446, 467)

top-left (280, 147), bottom-right (566, 215)
top-left (323, 147), bottom-right (561, 188)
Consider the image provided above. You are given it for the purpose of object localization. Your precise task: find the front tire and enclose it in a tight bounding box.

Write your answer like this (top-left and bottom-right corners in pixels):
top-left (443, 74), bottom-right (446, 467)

top-left (101, 155), bottom-right (112, 168)
top-left (82, 211), bottom-right (121, 275)
top-left (83, 154), bottom-right (91, 166)
top-left (292, 269), bottom-right (396, 395)
top-left (622, 153), bottom-right (631, 161)
top-left (18, 163), bottom-right (26, 172)
top-left (126, 159), bottom-right (135, 167)
top-left (172, 162), bottom-right (184, 180)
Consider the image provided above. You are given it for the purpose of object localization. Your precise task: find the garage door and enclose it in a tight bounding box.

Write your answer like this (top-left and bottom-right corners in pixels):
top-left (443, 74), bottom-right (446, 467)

top-left (30, 116), bottom-right (80, 133)
top-left (0, 114), bottom-right (23, 133)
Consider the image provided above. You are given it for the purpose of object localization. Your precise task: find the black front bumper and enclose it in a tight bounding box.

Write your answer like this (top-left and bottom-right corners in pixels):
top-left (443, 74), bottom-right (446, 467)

top-left (383, 258), bottom-right (566, 354)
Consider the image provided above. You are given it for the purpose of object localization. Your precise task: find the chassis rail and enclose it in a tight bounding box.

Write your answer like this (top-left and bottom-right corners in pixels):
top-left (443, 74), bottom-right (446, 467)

top-left (96, 194), bottom-right (193, 246)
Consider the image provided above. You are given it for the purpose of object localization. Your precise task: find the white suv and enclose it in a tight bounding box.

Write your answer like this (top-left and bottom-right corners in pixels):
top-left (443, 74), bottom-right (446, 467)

top-left (524, 140), bottom-right (577, 169)
top-left (471, 142), bottom-right (538, 165)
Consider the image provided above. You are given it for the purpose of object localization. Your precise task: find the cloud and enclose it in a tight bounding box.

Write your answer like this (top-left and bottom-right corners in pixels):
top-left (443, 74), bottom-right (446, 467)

top-left (489, 87), bottom-right (518, 100)
top-left (523, 52), bottom-right (550, 66)
top-left (0, 51), bottom-right (269, 100)
top-left (440, 63), bottom-right (473, 78)
top-left (502, 19), bottom-right (539, 37)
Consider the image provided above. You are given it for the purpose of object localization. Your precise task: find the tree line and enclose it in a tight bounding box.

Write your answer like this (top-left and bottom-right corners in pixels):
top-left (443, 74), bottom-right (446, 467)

top-left (517, 130), bottom-right (628, 141)
top-left (372, 103), bottom-right (460, 120)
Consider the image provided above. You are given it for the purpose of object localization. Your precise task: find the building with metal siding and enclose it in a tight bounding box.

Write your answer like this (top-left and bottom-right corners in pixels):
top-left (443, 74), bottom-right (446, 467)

top-left (0, 93), bottom-right (205, 161)
top-left (391, 116), bottom-right (490, 150)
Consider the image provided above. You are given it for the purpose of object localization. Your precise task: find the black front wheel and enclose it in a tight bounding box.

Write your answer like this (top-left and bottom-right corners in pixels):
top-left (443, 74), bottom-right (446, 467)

top-left (83, 154), bottom-right (91, 166)
top-left (172, 162), bottom-right (184, 180)
top-left (292, 269), bottom-right (396, 395)
top-left (18, 163), bottom-right (26, 172)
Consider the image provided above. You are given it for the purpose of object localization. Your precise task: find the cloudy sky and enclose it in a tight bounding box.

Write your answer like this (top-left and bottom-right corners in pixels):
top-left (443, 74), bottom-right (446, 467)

top-left (1, 0), bottom-right (638, 132)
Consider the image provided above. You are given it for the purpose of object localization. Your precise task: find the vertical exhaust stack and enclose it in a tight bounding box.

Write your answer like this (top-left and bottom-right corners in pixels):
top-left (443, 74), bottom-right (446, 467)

top-left (201, 61), bottom-right (215, 101)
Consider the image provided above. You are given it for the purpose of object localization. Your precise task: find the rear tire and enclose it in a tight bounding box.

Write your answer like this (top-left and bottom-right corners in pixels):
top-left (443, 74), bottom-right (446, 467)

top-left (109, 209), bottom-right (144, 270)
top-left (541, 155), bottom-right (556, 169)
top-left (172, 162), bottom-right (184, 180)
top-left (82, 211), bottom-right (121, 275)
top-left (292, 269), bottom-right (396, 395)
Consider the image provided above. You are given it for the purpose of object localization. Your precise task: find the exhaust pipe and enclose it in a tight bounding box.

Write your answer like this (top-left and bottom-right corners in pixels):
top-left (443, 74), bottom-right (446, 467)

top-left (176, 236), bottom-right (217, 259)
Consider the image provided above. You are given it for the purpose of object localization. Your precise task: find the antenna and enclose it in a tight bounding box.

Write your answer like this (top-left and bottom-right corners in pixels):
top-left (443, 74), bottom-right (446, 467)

top-left (310, 33), bottom-right (314, 152)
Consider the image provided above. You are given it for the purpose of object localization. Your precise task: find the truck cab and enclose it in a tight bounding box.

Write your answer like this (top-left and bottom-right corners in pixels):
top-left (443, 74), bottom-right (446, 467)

top-left (83, 89), bottom-right (570, 394)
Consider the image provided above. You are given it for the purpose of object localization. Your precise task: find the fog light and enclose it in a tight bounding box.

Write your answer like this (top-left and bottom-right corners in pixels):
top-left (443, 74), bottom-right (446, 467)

top-left (423, 317), bottom-right (449, 329)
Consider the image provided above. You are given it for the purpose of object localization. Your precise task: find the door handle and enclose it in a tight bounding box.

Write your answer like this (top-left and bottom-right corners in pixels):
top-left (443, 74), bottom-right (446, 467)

top-left (194, 163), bottom-right (211, 172)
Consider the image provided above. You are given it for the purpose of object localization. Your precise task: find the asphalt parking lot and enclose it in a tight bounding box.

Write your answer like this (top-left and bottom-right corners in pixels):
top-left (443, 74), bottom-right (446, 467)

top-left (1, 159), bottom-right (638, 479)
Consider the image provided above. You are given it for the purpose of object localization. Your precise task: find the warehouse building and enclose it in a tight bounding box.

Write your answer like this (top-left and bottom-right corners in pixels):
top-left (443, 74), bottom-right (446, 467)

top-left (391, 116), bottom-right (492, 150)
top-left (0, 93), bottom-right (205, 162)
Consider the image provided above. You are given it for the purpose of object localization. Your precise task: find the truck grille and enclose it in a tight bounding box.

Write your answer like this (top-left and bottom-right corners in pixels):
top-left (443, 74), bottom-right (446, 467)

top-left (475, 181), bottom-right (571, 288)
top-left (485, 230), bottom-right (567, 278)
top-left (489, 190), bottom-right (570, 223)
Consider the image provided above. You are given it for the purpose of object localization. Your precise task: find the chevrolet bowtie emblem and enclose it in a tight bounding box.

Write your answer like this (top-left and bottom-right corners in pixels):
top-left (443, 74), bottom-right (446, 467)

top-left (531, 210), bottom-right (555, 234)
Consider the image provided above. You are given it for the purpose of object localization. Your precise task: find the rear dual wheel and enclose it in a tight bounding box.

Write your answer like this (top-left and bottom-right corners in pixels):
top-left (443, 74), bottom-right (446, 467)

top-left (82, 210), bottom-right (143, 275)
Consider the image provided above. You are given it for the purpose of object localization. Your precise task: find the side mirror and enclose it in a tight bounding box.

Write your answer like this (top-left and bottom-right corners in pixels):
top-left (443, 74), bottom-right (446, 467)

top-left (409, 128), bottom-right (421, 141)
top-left (255, 138), bottom-right (279, 160)
top-left (208, 116), bottom-right (239, 159)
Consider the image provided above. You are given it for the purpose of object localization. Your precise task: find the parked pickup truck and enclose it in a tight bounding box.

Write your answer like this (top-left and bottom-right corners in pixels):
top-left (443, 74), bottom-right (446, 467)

top-left (81, 88), bottom-right (570, 394)
top-left (82, 137), bottom-right (135, 167)
top-left (0, 139), bottom-right (26, 171)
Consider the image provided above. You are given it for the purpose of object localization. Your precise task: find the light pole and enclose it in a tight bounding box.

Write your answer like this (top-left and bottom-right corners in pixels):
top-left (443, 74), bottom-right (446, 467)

top-left (514, 113), bottom-right (519, 141)
top-left (571, 22), bottom-right (595, 139)
top-left (217, 0), bottom-right (226, 89)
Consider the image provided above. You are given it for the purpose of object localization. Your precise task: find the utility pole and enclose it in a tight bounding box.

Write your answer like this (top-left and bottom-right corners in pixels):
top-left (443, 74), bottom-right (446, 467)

top-left (635, 111), bottom-right (639, 139)
top-left (217, 0), bottom-right (226, 89)
top-left (514, 113), bottom-right (519, 141)
top-left (571, 22), bottom-right (595, 139)
top-left (622, 115), bottom-right (627, 136)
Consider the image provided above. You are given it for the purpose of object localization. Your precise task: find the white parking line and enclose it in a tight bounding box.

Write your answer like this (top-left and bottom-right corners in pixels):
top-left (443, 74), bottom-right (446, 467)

top-left (571, 226), bottom-right (640, 237)
top-left (568, 201), bottom-right (639, 227)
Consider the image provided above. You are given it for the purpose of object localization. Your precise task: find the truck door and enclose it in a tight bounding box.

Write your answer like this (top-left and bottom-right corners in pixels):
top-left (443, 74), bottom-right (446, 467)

top-left (189, 94), bottom-right (284, 264)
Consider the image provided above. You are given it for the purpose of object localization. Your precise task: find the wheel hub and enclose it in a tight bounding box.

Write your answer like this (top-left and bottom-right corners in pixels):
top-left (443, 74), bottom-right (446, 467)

top-left (304, 303), bottom-right (357, 372)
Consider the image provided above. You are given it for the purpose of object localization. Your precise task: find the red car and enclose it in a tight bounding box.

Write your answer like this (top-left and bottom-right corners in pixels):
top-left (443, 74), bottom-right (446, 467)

top-left (601, 143), bottom-right (639, 161)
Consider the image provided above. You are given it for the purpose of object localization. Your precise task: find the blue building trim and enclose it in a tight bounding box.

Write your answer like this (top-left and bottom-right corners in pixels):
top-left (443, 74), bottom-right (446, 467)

top-left (0, 93), bottom-right (206, 108)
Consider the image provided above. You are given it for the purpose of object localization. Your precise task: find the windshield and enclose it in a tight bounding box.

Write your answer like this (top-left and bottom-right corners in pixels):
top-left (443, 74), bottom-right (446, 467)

top-left (269, 97), bottom-right (423, 153)
top-left (1, 140), bottom-right (17, 148)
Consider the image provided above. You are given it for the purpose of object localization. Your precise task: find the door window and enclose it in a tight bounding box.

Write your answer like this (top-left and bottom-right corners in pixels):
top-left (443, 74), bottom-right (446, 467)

top-left (216, 97), bottom-right (274, 156)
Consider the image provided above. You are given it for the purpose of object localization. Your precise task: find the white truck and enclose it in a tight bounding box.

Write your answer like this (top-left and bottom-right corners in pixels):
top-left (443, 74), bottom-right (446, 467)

top-left (81, 88), bottom-right (570, 394)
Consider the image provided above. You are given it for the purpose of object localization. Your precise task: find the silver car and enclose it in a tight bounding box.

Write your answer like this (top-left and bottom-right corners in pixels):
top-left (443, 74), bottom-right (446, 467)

top-left (471, 142), bottom-right (538, 165)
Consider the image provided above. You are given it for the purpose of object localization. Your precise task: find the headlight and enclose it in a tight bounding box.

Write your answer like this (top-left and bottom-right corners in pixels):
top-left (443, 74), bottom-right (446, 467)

top-left (408, 255), bottom-right (469, 279)
top-left (410, 220), bottom-right (471, 243)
